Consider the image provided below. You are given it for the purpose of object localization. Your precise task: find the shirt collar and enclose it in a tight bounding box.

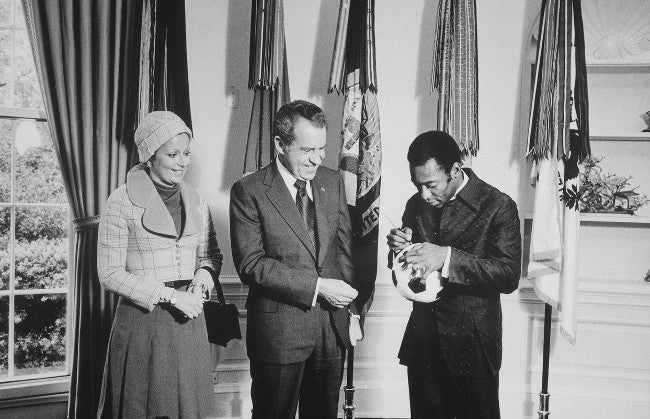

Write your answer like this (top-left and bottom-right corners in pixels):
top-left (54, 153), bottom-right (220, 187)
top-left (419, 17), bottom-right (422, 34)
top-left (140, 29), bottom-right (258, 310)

top-left (276, 158), bottom-right (313, 201)
top-left (450, 168), bottom-right (469, 201)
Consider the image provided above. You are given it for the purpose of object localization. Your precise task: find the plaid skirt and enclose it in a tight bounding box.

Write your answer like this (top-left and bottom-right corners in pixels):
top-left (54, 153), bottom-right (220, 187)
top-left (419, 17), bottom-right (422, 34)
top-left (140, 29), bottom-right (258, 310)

top-left (97, 298), bottom-right (215, 418)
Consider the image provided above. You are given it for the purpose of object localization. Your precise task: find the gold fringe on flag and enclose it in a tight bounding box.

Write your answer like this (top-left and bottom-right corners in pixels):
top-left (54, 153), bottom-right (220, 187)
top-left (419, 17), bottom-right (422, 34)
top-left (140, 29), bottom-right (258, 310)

top-left (430, 0), bottom-right (479, 157)
top-left (244, 0), bottom-right (290, 174)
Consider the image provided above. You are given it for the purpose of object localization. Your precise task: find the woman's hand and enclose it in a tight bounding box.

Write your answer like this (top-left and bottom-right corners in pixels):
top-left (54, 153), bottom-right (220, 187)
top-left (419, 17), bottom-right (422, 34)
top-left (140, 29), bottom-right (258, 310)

top-left (171, 290), bottom-right (205, 319)
top-left (189, 268), bottom-right (214, 299)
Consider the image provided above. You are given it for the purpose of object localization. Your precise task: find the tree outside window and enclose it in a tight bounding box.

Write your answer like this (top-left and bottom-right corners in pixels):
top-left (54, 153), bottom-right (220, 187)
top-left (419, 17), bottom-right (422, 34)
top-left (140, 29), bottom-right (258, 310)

top-left (0, 0), bottom-right (70, 381)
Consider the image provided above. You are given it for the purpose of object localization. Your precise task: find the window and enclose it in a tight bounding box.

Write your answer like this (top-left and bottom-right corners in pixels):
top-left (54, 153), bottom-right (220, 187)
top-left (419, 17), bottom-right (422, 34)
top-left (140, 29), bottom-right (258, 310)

top-left (0, 0), bottom-right (71, 387)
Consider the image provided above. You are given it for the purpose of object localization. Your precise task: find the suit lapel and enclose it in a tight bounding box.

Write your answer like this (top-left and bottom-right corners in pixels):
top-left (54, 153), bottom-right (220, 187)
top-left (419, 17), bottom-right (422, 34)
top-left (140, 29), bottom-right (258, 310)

top-left (264, 164), bottom-right (317, 261)
top-left (312, 175), bottom-right (331, 266)
top-left (179, 182), bottom-right (201, 237)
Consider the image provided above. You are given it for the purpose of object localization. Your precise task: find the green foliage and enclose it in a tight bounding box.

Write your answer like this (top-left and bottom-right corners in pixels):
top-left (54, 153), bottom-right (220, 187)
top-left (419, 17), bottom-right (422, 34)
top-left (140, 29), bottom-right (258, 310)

top-left (14, 238), bottom-right (68, 289)
top-left (0, 297), bottom-right (7, 376)
top-left (16, 142), bottom-right (67, 204)
top-left (579, 156), bottom-right (649, 214)
top-left (14, 295), bottom-right (66, 373)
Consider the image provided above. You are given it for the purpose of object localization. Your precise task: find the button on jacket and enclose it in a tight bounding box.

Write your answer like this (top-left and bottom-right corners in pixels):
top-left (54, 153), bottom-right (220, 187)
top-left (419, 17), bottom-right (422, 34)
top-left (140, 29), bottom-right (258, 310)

top-left (97, 165), bottom-right (222, 310)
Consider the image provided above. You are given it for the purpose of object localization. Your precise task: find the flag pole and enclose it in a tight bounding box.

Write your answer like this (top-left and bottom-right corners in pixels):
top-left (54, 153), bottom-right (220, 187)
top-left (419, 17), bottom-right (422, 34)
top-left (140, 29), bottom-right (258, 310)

top-left (343, 347), bottom-right (355, 418)
top-left (538, 303), bottom-right (552, 419)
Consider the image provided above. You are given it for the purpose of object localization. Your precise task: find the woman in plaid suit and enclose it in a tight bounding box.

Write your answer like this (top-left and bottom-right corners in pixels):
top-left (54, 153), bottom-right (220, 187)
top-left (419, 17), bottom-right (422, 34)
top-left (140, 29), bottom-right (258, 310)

top-left (96, 111), bottom-right (223, 418)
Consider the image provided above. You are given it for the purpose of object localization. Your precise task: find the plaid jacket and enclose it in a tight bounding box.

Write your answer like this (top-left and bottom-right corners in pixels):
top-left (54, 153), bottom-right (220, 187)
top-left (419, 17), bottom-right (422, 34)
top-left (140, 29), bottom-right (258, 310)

top-left (97, 165), bottom-right (222, 311)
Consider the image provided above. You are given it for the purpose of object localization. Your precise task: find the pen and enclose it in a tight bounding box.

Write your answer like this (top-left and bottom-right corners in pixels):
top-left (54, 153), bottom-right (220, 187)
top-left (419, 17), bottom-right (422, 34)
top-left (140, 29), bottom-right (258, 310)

top-left (384, 213), bottom-right (399, 230)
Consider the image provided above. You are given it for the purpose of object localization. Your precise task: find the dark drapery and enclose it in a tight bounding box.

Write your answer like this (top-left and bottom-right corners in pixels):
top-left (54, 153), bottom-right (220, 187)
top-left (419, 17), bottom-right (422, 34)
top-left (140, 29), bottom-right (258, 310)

top-left (22, 1), bottom-right (141, 417)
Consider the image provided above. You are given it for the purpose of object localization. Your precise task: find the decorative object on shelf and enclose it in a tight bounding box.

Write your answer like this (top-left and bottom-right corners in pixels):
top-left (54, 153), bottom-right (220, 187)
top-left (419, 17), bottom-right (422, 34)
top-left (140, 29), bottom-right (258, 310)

top-left (579, 155), bottom-right (649, 214)
top-left (582, 0), bottom-right (650, 65)
top-left (643, 111), bottom-right (650, 132)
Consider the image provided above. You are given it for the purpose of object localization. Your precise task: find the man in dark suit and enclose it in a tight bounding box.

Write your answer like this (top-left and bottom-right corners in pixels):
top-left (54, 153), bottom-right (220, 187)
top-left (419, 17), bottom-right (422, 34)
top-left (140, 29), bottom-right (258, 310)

top-left (230, 100), bottom-right (362, 419)
top-left (387, 131), bottom-right (521, 419)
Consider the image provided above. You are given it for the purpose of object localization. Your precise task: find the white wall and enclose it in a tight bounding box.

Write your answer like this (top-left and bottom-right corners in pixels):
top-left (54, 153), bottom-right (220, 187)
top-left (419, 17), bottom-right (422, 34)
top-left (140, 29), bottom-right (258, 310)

top-left (185, 1), bottom-right (650, 418)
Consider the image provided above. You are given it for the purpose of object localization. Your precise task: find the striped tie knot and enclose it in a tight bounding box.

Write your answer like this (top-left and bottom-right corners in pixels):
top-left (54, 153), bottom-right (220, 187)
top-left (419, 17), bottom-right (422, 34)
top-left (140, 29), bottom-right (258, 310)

top-left (294, 179), bottom-right (307, 195)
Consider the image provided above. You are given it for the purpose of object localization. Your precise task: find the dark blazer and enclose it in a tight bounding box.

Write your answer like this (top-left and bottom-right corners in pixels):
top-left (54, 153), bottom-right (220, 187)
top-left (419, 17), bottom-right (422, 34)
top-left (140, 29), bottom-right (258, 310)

top-left (230, 161), bottom-right (356, 364)
top-left (398, 169), bottom-right (521, 377)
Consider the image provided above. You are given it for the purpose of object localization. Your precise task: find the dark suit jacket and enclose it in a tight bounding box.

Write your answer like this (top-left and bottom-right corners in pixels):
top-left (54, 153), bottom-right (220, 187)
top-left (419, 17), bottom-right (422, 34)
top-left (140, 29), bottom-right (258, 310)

top-left (230, 161), bottom-right (356, 364)
top-left (398, 169), bottom-right (521, 378)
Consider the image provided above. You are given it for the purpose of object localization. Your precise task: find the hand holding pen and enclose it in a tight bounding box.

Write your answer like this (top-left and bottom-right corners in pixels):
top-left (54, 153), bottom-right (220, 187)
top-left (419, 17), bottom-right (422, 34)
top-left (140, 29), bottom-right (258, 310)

top-left (385, 214), bottom-right (425, 291)
top-left (385, 213), bottom-right (413, 255)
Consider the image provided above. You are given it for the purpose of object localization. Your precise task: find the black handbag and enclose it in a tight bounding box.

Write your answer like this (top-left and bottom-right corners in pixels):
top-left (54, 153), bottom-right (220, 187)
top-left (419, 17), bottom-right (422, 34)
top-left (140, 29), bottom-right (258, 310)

top-left (203, 268), bottom-right (241, 347)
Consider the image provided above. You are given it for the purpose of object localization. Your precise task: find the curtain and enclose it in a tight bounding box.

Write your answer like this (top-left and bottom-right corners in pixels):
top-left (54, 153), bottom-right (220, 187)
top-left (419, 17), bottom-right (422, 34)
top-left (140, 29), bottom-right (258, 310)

top-left (22, 1), bottom-right (141, 417)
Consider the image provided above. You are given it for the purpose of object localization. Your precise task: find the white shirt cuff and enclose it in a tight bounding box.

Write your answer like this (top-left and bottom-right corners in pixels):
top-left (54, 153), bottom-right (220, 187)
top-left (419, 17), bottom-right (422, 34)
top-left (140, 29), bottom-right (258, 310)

top-left (159, 286), bottom-right (174, 302)
top-left (441, 246), bottom-right (452, 278)
top-left (312, 277), bottom-right (321, 306)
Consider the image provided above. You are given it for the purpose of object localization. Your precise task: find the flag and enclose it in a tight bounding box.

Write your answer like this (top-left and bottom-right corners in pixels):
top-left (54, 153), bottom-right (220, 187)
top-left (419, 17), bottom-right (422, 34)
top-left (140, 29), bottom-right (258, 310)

top-left (244, 0), bottom-right (290, 174)
top-left (330, 0), bottom-right (380, 317)
top-left (138, 0), bottom-right (193, 129)
top-left (527, 0), bottom-right (589, 343)
top-left (431, 0), bottom-right (479, 156)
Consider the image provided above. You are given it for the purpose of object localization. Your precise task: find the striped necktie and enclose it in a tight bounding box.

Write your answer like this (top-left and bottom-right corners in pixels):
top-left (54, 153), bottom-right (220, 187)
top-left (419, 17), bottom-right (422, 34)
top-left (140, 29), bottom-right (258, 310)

top-left (294, 179), bottom-right (317, 252)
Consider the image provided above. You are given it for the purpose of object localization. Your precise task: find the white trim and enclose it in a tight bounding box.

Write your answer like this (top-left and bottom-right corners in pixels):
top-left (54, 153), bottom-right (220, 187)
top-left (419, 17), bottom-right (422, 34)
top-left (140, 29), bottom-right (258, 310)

top-left (0, 376), bottom-right (69, 408)
top-left (3, 202), bottom-right (68, 207)
top-left (0, 288), bottom-right (69, 296)
top-left (0, 107), bottom-right (46, 120)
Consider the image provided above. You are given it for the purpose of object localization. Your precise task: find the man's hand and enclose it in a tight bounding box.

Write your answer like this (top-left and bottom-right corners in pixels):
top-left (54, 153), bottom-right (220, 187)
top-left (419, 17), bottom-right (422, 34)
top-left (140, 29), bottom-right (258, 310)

top-left (349, 314), bottom-right (362, 346)
top-left (387, 227), bottom-right (412, 253)
top-left (318, 278), bottom-right (358, 308)
top-left (189, 268), bottom-right (213, 299)
top-left (402, 242), bottom-right (447, 281)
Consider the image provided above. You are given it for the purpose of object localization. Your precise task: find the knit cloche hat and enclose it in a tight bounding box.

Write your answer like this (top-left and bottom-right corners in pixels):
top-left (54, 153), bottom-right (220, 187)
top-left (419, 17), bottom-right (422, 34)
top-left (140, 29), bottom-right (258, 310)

top-left (134, 111), bottom-right (193, 163)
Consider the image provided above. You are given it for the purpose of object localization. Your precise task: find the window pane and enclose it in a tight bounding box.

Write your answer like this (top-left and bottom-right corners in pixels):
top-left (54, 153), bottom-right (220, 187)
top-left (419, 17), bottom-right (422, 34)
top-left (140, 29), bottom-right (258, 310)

top-left (0, 119), bottom-right (18, 204)
top-left (0, 206), bottom-right (9, 290)
top-left (0, 136), bottom-right (9, 203)
top-left (0, 295), bottom-right (7, 378)
top-left (14, 293), bottom-right (66, 376)
top-left (15, 120), bottom-right (66, 203)
top-left (13, 29), bottom-right (42, 109)
top-left (0, 28), bottom-right (10, 107)
top-left (15, 206), bottom-right (68, 290)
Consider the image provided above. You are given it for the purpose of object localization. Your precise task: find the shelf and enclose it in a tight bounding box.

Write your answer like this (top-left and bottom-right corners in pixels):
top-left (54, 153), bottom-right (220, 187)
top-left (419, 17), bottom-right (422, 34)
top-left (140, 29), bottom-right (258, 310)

top-left (586, 63), bottom-right (650, 71)
top-left (590, 133), bottom-right (650, 142)
top-left (579, 213), bottom-right (650, 225)
top-left (524, 213), bottom-right (650, 225)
